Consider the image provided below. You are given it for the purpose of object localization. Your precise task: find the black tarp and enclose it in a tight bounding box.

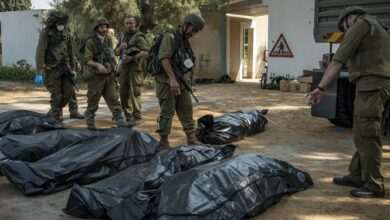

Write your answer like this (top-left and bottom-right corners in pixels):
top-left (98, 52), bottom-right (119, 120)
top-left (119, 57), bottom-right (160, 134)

top-left (0, 129), bottom-right (100, 165)
top-left (196, 110), bottom-right (268, 145)
top-left (1, 128), bottom-right (160, 195)
top-left (0, 110), bottom-right (64, 136)
top-left (156, 154), bottom-right (313, 220)
top-left (63, 144), bottom-right (237, 219)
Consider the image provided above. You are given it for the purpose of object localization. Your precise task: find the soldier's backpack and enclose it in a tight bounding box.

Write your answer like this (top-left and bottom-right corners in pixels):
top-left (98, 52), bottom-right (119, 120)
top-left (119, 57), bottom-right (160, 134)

top-left (145, 29), bottom-right (179, 75)
top-left (145, 33), bottom-right (165, 75)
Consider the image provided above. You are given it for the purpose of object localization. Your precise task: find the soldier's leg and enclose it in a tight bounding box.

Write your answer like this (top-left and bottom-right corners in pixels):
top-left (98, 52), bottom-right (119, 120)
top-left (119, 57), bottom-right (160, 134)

top-left (68, 88), bottom-right (84, 119)
top-left (175, 89), bottom-right (200, 145)
top-left (61, 78), bottom-right (73, 109)
top-left (103, 77), bottom-right (128, 127)
top-left (155, 76), bottom-right (175, 148)
top-left (118, 67), bottom-right (131, 120)
top-left (84, 75), bottom-right (105, 129)
top-left (44, 69), bottom-right (63, 122)
top-left (129, 70), bottom-right (144, 120)
top-left (351, 78), bottom-right (390, 193)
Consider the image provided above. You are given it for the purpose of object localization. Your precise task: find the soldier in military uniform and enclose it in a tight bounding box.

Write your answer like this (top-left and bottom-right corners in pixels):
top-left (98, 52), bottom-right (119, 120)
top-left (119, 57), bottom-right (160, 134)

top-left (36, 11), bottom-right (77, 122)
top-left (47, 57), bottom-right (84, 120)
top-left (115, 16), bottom-right (149, 125)
top-left (83, 17), bottom-right (129, 130)
top-left (308, 6), bottom-right (390, 198)
top-left (155, 13), bottom-right (205, 148)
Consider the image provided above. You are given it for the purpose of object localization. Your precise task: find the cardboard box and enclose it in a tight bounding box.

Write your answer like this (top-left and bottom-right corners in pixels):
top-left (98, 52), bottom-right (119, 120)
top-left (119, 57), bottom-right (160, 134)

top-left (279, 80), bottom-right (290, 92)
top-left (297, 75), bottom-right (312, 83)
top-left (302, 69), bottom-right (313, 76)
top-left (290, 82), bottom-right (312, 93)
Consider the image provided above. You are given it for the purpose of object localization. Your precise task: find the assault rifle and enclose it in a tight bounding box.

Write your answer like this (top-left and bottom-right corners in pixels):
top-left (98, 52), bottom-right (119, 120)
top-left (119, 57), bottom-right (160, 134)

top-left (172, 64), bottom-right (199, 103)
top-left (46, 48), bottom-right (78, 92)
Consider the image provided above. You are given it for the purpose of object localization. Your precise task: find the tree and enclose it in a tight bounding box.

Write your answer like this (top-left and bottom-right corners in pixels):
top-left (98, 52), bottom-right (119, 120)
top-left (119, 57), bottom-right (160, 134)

top-left (0, 0), bottom-right (31, 12)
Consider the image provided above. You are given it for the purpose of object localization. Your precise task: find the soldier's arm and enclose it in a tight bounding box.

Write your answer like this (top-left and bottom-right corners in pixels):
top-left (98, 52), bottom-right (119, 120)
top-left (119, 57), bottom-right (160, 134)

top-left (35, 31), bottom-right (48, 73)
top-left (159, 32), bottom-right (180, 95)
top-left (133, 35), bottom-right (149, 60)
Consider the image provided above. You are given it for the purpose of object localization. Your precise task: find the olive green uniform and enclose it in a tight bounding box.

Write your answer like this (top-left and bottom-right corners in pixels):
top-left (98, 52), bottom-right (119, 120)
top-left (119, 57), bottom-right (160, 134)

top-left (83, 35), bottom-right (123, 124)
top-left (36, 28), bottom-right (75, 120)
top-left (156, 28), bottom-right (196, 136)
top-left (332, 15), bottom-right (390, 193)
top-left (116, 30), bottom-right (148, 120)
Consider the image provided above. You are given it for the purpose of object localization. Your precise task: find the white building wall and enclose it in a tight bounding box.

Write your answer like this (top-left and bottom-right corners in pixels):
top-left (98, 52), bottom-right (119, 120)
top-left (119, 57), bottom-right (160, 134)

top-left (264, 0), bottom-right (329, 78)
top-left (0, 10), bottom-right (44, 67)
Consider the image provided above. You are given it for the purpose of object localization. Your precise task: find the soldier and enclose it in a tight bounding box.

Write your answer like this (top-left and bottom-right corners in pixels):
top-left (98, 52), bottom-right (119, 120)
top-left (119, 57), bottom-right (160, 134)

top-left (83, 17), bottom-right (130, 130)
top-left (155, 13), bottom-right (204, 148)
top-left (115, 16), bottom-right (149, 125)
top-left (35, 11), bottom-right (76, 122)
top-left (47, 57), bottom-right (84, 120)
top-left (108, 28), bottom-right (118, 50)
top-left (308, 6), bottom-right (390, 198)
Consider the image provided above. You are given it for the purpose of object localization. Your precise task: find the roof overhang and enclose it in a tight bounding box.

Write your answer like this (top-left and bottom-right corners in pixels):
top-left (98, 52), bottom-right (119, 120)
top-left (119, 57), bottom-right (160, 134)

top-left (218, 0), bottom-right (267, 17)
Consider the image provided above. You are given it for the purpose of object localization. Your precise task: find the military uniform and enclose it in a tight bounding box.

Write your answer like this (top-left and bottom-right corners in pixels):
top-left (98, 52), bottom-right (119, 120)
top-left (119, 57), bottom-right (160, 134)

top-left (35, 12), bottom-right (74, 122)
top-left (156, 27), bottom-right (196, 137)
top-left (116, 30), bottom-right (148, 121)
top-left (83, 20), bottom-right (127, 129)
top-left (332, 15), bottom-right (390, 193)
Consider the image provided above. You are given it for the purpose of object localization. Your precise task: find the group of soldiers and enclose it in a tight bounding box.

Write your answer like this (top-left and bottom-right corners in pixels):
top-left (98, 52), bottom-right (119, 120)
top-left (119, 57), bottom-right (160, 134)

top-left (35, 5), bottom-right (388, 199)
top-left (35, 11), bottom-right (203, 149)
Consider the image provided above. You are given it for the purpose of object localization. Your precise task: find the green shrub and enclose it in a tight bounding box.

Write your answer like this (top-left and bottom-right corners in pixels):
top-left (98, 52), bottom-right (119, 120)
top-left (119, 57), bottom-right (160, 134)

top-left (0, 59), bottom-right (36, 82)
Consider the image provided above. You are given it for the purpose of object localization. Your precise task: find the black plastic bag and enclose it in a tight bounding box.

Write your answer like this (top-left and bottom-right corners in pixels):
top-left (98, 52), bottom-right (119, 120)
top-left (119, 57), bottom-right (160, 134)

top-left (63, 144), bottom-right (237, 219)
top-left (1, 128), bottom-right (160, 195)
top-left (0, 129), bottom-right (100, 165)
top-left (196, 110), bottom-right (268, 144)
top-left (156, 154), bottom-right (313, 220)
top-left (0, 110), bottom-right (63, 136)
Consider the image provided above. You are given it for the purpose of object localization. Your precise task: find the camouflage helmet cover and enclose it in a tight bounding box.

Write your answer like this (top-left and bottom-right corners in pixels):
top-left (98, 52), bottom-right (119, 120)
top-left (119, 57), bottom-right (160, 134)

top-left (46, 11), bottom-right (68, 28)
top-left (338, 5), bottom-right (367, 31)
top-left (94, 17), bottom-right (111, 30)
top-left (184, 13), bottom-right (205, 31)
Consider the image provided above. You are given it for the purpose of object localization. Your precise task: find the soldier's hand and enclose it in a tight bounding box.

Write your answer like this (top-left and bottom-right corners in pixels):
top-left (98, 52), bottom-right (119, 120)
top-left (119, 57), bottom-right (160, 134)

top-left (169, 78), bottom-right (181, 96)
top-left (97, 63), bottom-right (108, 74)
top-left (120, 43), bottom-right (128, 50)
top-left (307, 88), bottom-right (323, 105)
top-left (122, 56), bottom-right (134, 64)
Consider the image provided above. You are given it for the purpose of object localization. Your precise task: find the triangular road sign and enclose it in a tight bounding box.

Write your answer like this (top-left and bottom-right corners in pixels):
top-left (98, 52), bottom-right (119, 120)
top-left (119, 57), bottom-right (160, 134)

top-left (269, 34), bottom-right (293, 57)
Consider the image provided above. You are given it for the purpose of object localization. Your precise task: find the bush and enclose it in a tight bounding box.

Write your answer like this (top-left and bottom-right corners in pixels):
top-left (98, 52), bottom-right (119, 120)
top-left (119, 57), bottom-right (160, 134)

top-left (0, 60), bottom-right (36, 82)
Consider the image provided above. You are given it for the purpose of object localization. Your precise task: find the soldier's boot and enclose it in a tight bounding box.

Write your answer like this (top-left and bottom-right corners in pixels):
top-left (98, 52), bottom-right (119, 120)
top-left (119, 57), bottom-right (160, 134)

top-left (70, 111), bottom-right (85, 119)
top-left (186, 131), bottom-right (202, 145)
top-left (85, 112), bottom-right (96, 130)
top-left (159, 135), bottom-right (171, 150)
top-left (114, 115), bottom-right (131, 128)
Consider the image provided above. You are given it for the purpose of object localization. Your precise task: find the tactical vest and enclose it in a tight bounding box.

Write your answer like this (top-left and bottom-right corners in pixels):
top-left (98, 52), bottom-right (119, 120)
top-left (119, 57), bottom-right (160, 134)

top-left (120, 30), bottom-right (146, 70)
top-left (348, 15), bottom-right (390, 82)
top-left (45, 28), bottom-right (71, 66)
top-left (91, 36), bottom-right (116, 74)
top-left (170, 28), bottom-right (196, 74)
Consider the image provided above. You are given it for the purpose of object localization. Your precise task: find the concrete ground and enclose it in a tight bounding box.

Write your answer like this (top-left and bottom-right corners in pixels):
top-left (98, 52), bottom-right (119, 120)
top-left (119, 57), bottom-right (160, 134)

top-left (0, 81), bottom-right (389, 220)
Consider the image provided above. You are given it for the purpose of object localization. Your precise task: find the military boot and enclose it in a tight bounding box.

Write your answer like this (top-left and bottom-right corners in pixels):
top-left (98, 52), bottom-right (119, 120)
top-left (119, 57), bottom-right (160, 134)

top-left (85, 112), bottom-right (96, 130)
top-left (159, 135), bottom-right (171, 150)
top-left (114, 115), bottom-right (131, 128)
top-left (186, 131), bottom-right (202, 145)
top-left (70, 111), bottom-right (85, 119)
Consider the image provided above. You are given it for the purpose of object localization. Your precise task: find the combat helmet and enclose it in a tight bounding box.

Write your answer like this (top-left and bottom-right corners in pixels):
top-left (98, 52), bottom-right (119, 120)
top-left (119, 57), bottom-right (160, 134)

top-left (184, 13), bottom-right (204, 31)
top-left (46, 11), bottom-right (68, 28)
top-left (338, 6), bottom-right (367, 32)
top-left (94, 17), bottom-right (111, 30)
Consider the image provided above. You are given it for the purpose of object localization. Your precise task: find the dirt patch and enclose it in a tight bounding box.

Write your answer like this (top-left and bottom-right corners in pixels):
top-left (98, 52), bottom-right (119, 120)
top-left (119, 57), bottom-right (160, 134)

top-left (0, 81), bottom-right (389, 220)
